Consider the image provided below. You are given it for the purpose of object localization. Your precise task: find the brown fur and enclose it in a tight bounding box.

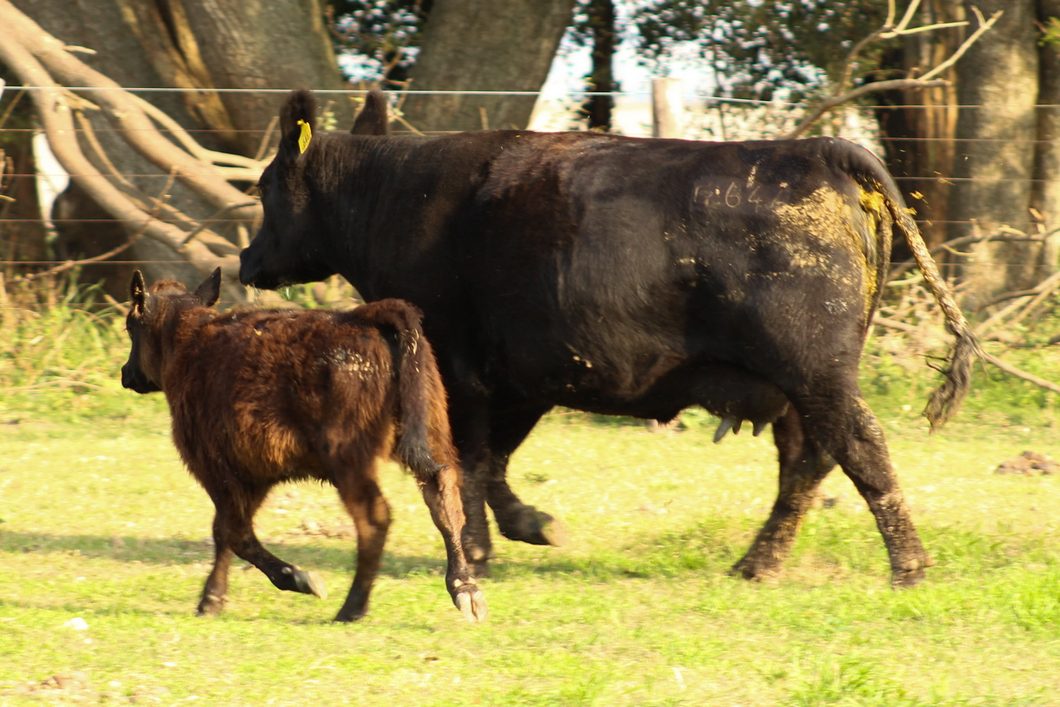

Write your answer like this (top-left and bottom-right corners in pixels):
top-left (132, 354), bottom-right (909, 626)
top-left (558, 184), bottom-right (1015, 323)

top-left (120, 268), bottom-right (486, 622)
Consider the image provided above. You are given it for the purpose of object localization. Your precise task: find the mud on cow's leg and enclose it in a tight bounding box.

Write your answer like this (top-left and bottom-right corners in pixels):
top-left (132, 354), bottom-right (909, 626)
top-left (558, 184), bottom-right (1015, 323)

top-left (837, 399), bottom-right (932, 587)
top-left (485, 402), bottom-right (567, 548)
top-left (456, 446), bottom-right (494, 578)
top-left (733, 405), bottom-right (836, 582)
top-left (776, 389), bottom-right (931, 587)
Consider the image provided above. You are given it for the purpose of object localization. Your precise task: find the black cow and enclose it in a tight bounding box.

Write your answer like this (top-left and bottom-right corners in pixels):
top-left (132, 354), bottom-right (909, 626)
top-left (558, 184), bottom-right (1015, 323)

top-left (240, 89), bottom-right (979, 587)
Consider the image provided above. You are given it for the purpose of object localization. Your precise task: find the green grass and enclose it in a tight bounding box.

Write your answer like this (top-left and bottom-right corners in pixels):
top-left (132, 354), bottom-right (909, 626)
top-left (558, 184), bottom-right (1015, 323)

top-left (2, 297), bottom-right (1060, 705)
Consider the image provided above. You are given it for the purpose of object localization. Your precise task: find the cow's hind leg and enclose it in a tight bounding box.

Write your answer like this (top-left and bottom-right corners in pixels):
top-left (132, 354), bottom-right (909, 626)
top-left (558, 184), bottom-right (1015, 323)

top-left (420, 463), bottom-right (488, 622)
top-left (732, 405), bottom-right (836, 582)
top-left (486, 401), bottom-right (566, 549)
top-left (828, 396), bottom-right (932, 587)
top-left (202, 477), bottom-right (326, 613)
top-left (787, 388), bottom-right (931, 587)
top-left (332, 459), bottom-right (391, 622)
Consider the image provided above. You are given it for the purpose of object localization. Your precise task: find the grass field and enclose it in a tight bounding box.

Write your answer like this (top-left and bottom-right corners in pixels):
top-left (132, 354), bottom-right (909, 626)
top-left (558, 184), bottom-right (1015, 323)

top-left (1, 297), bottom-right (1060, 705)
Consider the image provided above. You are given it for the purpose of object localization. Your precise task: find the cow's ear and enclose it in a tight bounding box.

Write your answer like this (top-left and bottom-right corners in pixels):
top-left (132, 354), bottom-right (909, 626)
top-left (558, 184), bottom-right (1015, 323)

top-left (130, 270), bottom-right (146, 314)
top-left (351, 90), bottom-right (389, 136)
top-left (193, 267), bottom-right (222, 307)
top-left (279, 89), bottom-right (317, 157)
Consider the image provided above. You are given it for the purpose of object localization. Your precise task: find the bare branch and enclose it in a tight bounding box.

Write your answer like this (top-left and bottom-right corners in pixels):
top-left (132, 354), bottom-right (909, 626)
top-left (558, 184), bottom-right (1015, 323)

top-left (918, 8), bottom-right (1002, 82)
top-left (784, 3), bottom-right (1000, 139)
top-left (0, 33), bottom-right (233, 276)
top-left (0, 1), bottom-right (259, 222)
top-left (785, 79), bottom-right (947, 139)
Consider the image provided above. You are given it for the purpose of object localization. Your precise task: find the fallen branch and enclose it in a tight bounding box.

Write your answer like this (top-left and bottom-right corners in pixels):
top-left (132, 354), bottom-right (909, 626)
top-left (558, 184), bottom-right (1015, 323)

top-left (981, 352), bottom-right (1060, 396)
top-left (874, 315), bottom-right (1060, 397)
top-left (0, 0), bottom-right (264, 280)
top-left (7, 233), bottom-right (142, 285)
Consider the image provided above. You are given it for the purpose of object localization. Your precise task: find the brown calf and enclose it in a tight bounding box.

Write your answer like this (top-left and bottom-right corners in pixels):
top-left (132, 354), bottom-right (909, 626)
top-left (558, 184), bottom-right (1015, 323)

top-left (120, 268), bottom-right (486, 622)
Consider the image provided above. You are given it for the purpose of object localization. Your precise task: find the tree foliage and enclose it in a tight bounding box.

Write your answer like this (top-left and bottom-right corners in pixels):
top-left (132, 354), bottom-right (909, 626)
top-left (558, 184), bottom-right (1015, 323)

top-left (327, 0), bottom-right (428, 84)
top-left (631, 0), bottom-right (891, 101)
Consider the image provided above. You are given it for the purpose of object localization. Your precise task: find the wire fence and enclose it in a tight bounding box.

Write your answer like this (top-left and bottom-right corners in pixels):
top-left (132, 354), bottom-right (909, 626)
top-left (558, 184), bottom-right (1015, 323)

top-left (1, 86), bottom-right (1058, 297)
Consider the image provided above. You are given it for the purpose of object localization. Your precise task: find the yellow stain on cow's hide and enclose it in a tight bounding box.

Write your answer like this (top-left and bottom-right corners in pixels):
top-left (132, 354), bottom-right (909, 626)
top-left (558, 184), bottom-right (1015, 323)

top-left (771, 185), bottom-right (883, 321)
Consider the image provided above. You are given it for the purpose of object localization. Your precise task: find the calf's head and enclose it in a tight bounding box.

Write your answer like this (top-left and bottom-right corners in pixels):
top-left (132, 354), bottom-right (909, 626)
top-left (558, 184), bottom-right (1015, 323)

top-left (121, 268), bottom-right (221, 394)
top-left (239, 89), bottom-right (389, 290)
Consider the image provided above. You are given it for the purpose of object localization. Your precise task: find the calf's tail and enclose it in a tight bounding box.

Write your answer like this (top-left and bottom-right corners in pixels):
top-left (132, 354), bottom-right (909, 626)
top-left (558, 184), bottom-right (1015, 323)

top-left (387, 306), bottom-right (460, 482)
top-left (886, 195), bottom-right (983, 430)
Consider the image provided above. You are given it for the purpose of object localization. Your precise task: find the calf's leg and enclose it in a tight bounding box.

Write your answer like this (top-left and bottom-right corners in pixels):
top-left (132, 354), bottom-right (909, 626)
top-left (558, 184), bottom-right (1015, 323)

top-left (197, 480), bottom-right (269, 615)
top-left (332, 460), bottom-right (391, 622)
top-left (420, 463), bottom-right (487, 622)
top-left (200, 477), bottom-right (326, 616)
top-left (732, 405), bottom-right (836, 582)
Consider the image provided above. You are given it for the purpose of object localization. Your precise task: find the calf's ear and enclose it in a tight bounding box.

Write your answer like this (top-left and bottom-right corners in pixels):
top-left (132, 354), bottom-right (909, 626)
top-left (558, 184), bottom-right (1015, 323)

top-left (130, 270), bottom-right (146, 313)
top-left (351, 90), bottom-right (389, 136)
top-left (193, 267), bottom-right (222, 307)
top-left (279, 89), bottom-right (317, 157)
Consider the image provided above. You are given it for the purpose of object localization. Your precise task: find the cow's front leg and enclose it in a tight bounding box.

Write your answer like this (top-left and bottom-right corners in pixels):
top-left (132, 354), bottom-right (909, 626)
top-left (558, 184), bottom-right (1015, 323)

top-left (457, 445), bottom-right (493, 577)
top-left (485, 402), bottom-right (567, 547)
top-left (733, 405), bottom-right (836, 582)
top-left (487, 456), bottom-right (567, 547)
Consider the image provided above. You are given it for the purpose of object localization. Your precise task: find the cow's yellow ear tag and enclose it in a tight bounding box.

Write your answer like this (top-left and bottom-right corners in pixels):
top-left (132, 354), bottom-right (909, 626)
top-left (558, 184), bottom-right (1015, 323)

top-left (297, 119), bottom-right (312, 154)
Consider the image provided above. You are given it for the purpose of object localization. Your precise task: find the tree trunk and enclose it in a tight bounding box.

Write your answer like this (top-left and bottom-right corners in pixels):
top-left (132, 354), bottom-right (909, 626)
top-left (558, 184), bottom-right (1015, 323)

top-left (5, 0), bottom-right (350, 297)
top-left (950, 0), bottom-right (1039, 305)
top-left (1033, 0), bottom-right (1060, 277)
top-left (583, 0), bottom-right (616, 132)
top-left (399, 0), bottom-right (575, 132)
top-left (874, 0), bottom-right (963, 254)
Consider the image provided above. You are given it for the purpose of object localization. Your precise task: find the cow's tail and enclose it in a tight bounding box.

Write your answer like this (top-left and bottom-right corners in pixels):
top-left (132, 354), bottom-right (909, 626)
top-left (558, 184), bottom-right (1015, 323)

top-left (884, 190), bottom-right (983, 430)
top-left (387, 305), bottom-right (460, 483)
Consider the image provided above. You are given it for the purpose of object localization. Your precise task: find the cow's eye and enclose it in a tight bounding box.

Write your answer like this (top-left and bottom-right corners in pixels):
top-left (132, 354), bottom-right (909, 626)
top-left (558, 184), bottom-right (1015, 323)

top-left (255, 181), bottom-right (267, 198)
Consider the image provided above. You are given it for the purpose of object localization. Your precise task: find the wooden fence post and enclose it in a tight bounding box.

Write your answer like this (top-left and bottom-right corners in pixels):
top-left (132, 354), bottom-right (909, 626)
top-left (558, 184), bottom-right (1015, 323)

top-left (652, 77), bottom-right (684, 138)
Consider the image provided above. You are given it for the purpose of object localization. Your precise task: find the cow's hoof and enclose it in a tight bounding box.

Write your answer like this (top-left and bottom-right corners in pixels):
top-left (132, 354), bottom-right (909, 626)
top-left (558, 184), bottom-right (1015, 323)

top-left (468, 557), bottom-right (490, 579)
top-left (332, 608), bottom-right (366, 623)
top-left (454, 585), bottom-right (488, 623)
top-left (462, 537), bottom-right (492, 579)
top-left (891, 558), bottom-right (929, 588)
top-left (292, 568), bottom-right (328, 599)
top-left (497, 506), bottom-right (568, 547)
top-left (730, 558), bottom-right (781, 583)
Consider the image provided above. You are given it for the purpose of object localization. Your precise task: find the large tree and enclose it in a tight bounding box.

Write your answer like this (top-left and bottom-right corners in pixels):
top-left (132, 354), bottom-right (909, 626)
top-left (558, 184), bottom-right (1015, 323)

top-left (0, 0), bottom-right (354, 297)
top-left (398, 0), bottom-right (576, 132)
top-left (950, 0), bottom-right (1042, 303)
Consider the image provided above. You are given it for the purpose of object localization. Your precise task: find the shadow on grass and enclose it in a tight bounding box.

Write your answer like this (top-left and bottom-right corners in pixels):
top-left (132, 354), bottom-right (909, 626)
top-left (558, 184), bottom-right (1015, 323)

top-left (0, 529), bottom-right (451, 579)
top-left (6, 516), bottom-right (1051, 589)
top-left (0, 520), bottom-right (756, 585)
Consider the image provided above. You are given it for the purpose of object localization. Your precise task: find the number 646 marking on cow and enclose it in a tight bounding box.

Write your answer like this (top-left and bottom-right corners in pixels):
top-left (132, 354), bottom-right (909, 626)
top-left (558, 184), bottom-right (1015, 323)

top-left (694, 181), bottom-right (774, 211)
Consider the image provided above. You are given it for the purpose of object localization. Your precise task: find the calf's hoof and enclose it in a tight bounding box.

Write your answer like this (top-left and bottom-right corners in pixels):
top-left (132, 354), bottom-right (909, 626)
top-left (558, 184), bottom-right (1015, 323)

top-left (286, 566), bottom-right (328, 599)
top-left (453, 582), bottom-right (488, 623)
top-left (496, 505), bottom-right (568, 547)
